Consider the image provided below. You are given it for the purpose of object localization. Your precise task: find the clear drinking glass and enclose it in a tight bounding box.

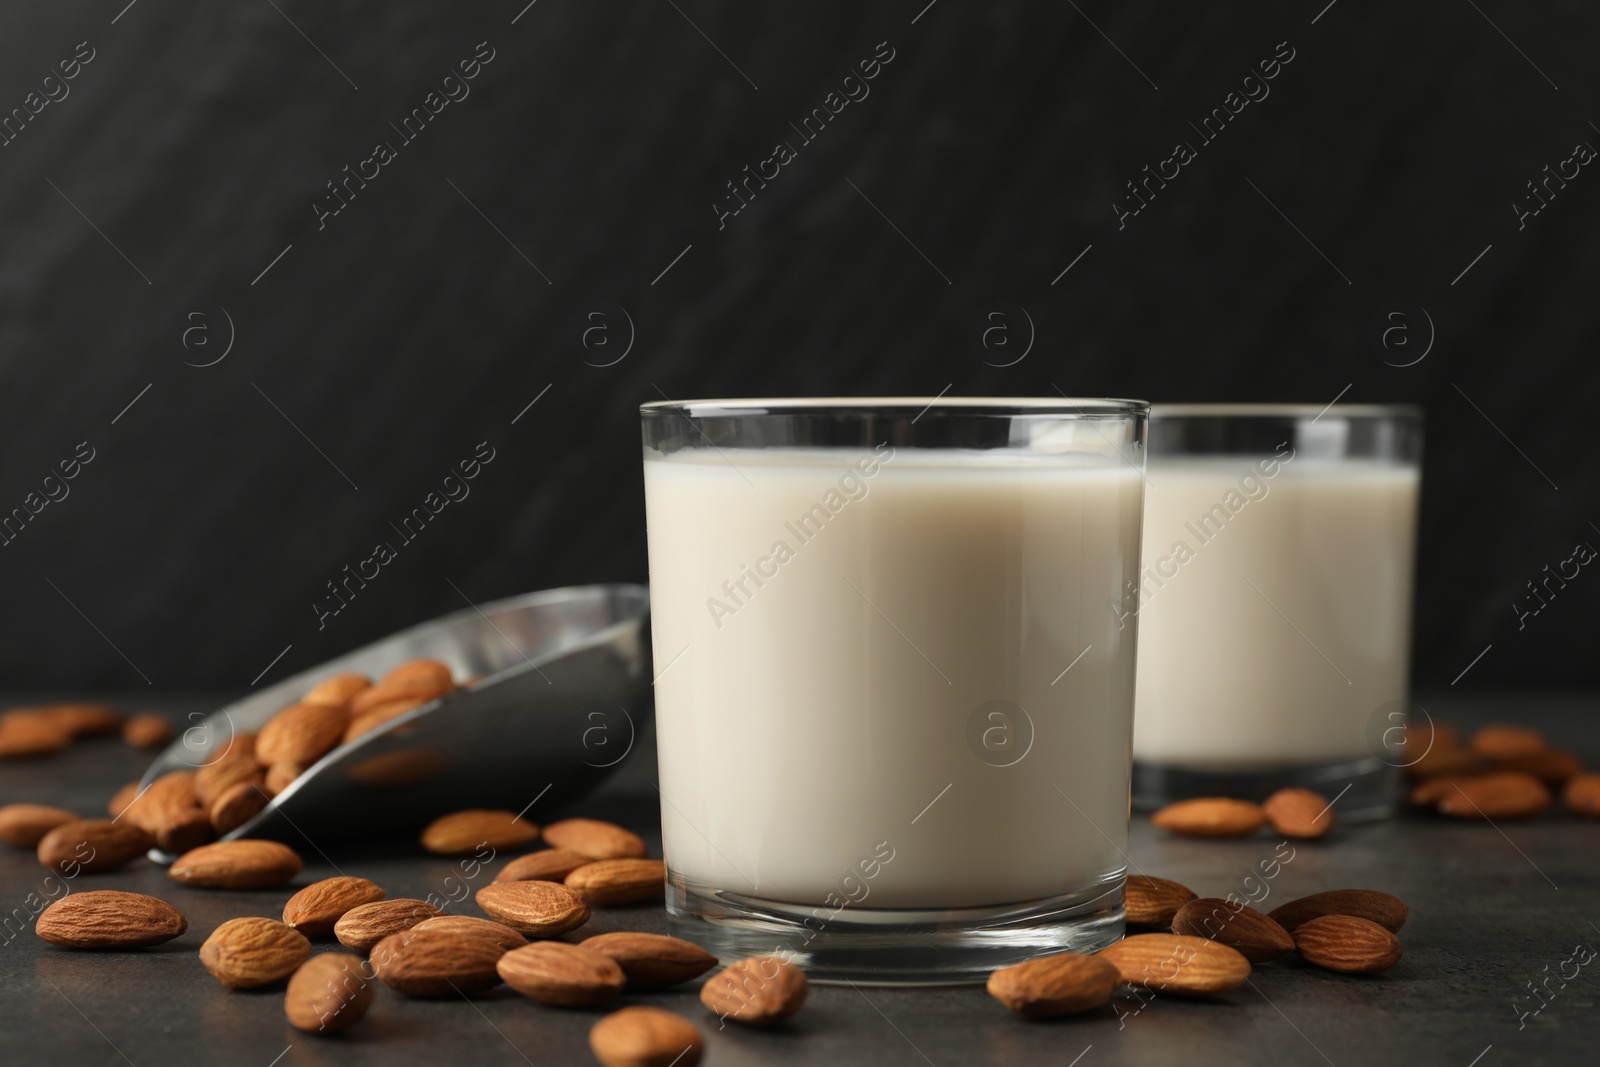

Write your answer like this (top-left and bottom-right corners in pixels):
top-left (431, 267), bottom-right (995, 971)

top-left (640, 398), bottom-right (1148, 984)
top-left (1131, 404), bottom-right (1423, 818)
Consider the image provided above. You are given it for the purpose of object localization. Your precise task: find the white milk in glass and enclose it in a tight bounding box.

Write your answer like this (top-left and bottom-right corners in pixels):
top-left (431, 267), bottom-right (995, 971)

top-left (644, 446), bottom-right (1143, 910)
top-left (1132, 456), bottom-right (1420, 769)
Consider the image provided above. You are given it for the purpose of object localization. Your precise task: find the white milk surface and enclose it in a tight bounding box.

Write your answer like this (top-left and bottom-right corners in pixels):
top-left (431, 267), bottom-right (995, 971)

top-left (1132, 456), bottom-right (1419, 769)
top-left (643, 445), bottom-right (1143, 909)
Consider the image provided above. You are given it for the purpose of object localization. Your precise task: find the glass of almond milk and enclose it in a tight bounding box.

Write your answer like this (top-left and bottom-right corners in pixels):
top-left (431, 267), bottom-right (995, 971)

top-left (641, 398), bottom-right (1148, 983)
top-left (1132, 404), bottom-right (1423, 818)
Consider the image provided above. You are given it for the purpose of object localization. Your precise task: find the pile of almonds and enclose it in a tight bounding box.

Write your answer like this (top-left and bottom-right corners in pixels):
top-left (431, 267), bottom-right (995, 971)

top-left (0, 702), bottom-right (172, 759)
top-left (988, 876), bottom-right (1407, 1020)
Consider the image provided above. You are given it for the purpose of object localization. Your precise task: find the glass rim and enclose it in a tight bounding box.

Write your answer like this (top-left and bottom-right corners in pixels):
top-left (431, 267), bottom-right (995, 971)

top-left (640, 396), bottom-right (1149, 417)
top-left (1151, 402), bottom-right (1422, 420)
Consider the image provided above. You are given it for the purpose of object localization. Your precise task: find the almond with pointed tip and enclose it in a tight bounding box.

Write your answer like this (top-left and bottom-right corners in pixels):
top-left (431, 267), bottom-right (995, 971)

top-left (371, 928), bottom-right (507, 996)
top-left (168, 839), bottom-right (302, 889)
top-left (700, 957), bottom-right (809, 1025)
top-left (542, 818), bottom-right (647, 859)
top-left (495, 848), bottom-right (592, 884)
top-left (567, 859), bottom-right (666, 906)
top-left (1262, 788), bottom-right (1334, 839)
top-left (1171, 898), bottom-right (1295, 962)
top-left (1125, 874), bottom-right (1197, 927)
top-left (333, 898), bottom-right (443, 952)
top-left (1268, 889), bottom-right (1408, 933)
top-left (255, 702), bottom-right (347, 768)
top-left (284, 876), bottom-right (386, 937)
top-left (411, 915), bottom-right (528, 953)
top-left (0, 803), bottom-right (80, 848)
top-left (420, 809), bottom-right (539, 855)
top-left (1293, 914), bottom-right (1402, 973)
top-left (986, 952), bottom-right (1122, 1018)
top-left (1096, 934), bottom-right (1251, 994)
top-left (303, 672), bottom-right (371, 708)
top-left (1150, 797), bottom-right (1266, 838)
top-left (475, 880), bottom-right (590, 938)
top-left (497, 941), bottom-right (626, 1006)
top-left (201, 917), bottom-right (311, 988)
top-left (286, 952), bottom-right (374, 1033)
top-left (582, 932), bottom-right (718, 989)
top-left (120, 771), bottom-right (199, 836)
top-left (35, 890), bottom-right (187, 949)
top-left (590, 1007), bottom-right (704, 1067)
top-left (37, 819), bottom-right (153, 874)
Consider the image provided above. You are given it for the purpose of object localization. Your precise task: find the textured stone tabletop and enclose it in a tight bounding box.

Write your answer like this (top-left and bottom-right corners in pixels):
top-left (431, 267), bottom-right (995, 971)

top-left (1, 690), bottom-right (1593, 1067)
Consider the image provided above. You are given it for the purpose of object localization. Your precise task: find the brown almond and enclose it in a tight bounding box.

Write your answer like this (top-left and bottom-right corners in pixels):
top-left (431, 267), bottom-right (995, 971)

top-left (350, 670), bottom-right (452, 718)
top-left (1262, 788), bottom-right (1334, 839)
top-left (1150, 797), bottom-right (1266, 838)
top-left (168, 839), bottom-right (303, 889)
top-left (47, 702), bottom-right (124, 738)
top-left (542, 817), bottom-right (648, 859)
top-left (284, 876), bottom-right (386, 937)
top-left (200, 916), bottom-right (312, 988)
top-left (420, 809), bottom-right (539, 855)
top-left (590, 1007), bottom-right (704, 1067)
top-left (0, 711), bottom-right (73, 758)
top-left (1268, 889), bottom-right (1408, 933)
top-left (1470, 724), bottom-right (1545, 760)
top-left (412, 915), bottom-right (528, 953)
top-left (264, 762), bottom-right (304, 796)
top-left (342, 697), bottom-right (429, 743)
top-left (582, 932), bottom-right (718, 989)
top-left (1172, 897), bottom-right (1295, 962)
top-left (1408, 774), bottom-right (1478, 807)
top-left (304, 672), bottom-right (371, 708)
top-left (986, 951), bottom-right (1122, 1018)
top-left (1436, 771), bottom-right (1551, 819)
top-left (107, 780), bottom-right (142, 818)
top-left (210, 779), bottom-right (270, 834)
top-left (286, 952), bottom-right (375, 1033)
top-left (35, 890), bottom-right (186, 949)
top-left (121, 713), bottom-right (173, 749)
top-left (497, 941), bottom-right (626, 1006)
top-left (372, 928), bottom-right (507, 996)
top-left (1292, 914), bottom-right (1402, 974)
top-left (1096, 933), bottom-right (1251, 994)
top-left (1490, 749), bottom-right (1584, 784)
top-left (567, 859), bottom-right (666, 906)
top-left (121, 771), bottom-right (199, 836)
top-left (496, 848), bottom-right (593, 884)
top-left (255, 702), bottom-right (347, 767)
top-left (1404, 744), bottom-right (1480, 778)
top-left (37, 819), bottom-right (153, 874)
top-left (334, 898), bottom-right (443, 952)
top-left (1564, 773), bottom-right (1600, 817)
top-left (475, 880), bottom-right (591, 938)
top-left (699, 956), bottom-right (809, 1025)
top-left (0, 803), bottom-right (80, 848)
top-left (1125, 874), bottom-right (1197, 927)
top-left (195, 751), bottom-right (263, 808)
top-left (155, 808), bottom-right (216, 855)
top-left (379, 658), bottom-right (455, 692)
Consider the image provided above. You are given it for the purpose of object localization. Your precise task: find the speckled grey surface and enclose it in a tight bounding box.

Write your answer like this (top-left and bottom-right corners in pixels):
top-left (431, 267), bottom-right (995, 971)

top-left (1, 691), bottom-right (1594, 1067)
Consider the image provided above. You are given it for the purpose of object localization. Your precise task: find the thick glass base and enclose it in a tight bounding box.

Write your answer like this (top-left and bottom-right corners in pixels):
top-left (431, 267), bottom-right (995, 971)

top-left (1132, 755), bottom-right (1401, 820)
top-left (666, 871), bottom-right (1125, 985)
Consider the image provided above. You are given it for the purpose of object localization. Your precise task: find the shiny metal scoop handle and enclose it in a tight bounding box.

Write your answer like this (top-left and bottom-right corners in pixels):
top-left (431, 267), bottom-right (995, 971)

top-left (140, 584), bottom-right (651, 861)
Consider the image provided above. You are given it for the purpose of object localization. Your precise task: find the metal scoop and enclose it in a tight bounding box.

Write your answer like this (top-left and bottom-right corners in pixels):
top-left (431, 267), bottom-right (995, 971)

top-left (140, 584), bottom-right (651, 861)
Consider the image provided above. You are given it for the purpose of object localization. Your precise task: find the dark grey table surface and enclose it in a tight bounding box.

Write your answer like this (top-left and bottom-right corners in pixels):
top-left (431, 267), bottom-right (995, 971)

top-left (2, 690), bottom-right (1595, 1067)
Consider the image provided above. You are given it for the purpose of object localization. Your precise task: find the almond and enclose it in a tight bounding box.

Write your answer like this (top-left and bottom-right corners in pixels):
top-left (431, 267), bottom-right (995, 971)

top-left (1490, 749), bottom-right (1583, 784)
top-left (1408, 774), bottom-right (1477, 807)
top-left (1150, 797), bottom-right (1266, 838)
top-left (497, 941), bottom-right (626, 1006)
top-left (1262, 788), bottom-right (1334, 839)
top-left (210, 779), bottom-right (270, 834)
top-left (201, 917), bottom-right (312, 988)
top-left (155, 808), bottom-right (216, 854)
top-left (1564, 773), bottom-right (1600, 817)
top-left (121, 712), bottom-right (173, 749)
top-left (412, 915), bottom-right (528, 953)
top-left (542, 817), bottom-right (648, 859)
top-left (582, 932), bottom-right (718, 989)
top-left (255, 702), bottom-right (347, 767)
top-left (1470, 724), bottom-right (1545, 760)
top-left (496, 848), bottom-right (592, 884)
top-left (349, 670), bottom-right (451, 718)
top-left (0, 711), bottom-right (72, 758)
top-left (0, 803), bottom-right (80, 848)
top-left (1125, 874), bottom-right (1197, 927)
top-left (35, 890), bottom-right (187, 949)
top-left (986, 952), bottom-right (1122, 1017)
top-left (304, 672), bottom-right (371, 708)
top-left (343, 697), bottom-right (429, 743)
top-left (699, 956), bottom-right (809, 1025)
top-left (475, 880), bottom-right (591, 938)
top-left (591, 1007), bottom-right (704, 1067)
top-left (264, 762), bottom-right (304, 796)
top-left (1405, 744), bottom-right (1480, 778)
top-left (48, 702), bottom-right (124, 737)
top-left (286, 951), bottom-right (375, 1034)
top-left (37, 819), bottom-right (153, 874)
top-left (1171, 898), bottom-right (1295, 962)
top-left (567, 859), bottom-right (666, 906)
top-left (372, 928), bottom-right (506, 996)
top-left (420, 809), bottom-right (539, 855)
top-left (1437, 772), bottom-right (1551, 819)
top-left (1096, 934), bottom-right (1251, 994)
top-left (1268, 889), bottom-right (1408, 933)
top-left (1292, 914), bottom-right (1402, 973)
top-left (195, 751), bottom-right (263, 808)
top-left (168, 839), bottom-right (303, 889)
top-left (334, 898), bottom-right (443, 952)
top-left (379, 658), bottom-right (455, 692)
top-left (121, 771), bottom-right (199, 836)
top-left (107, 780), bottom-right (142, 818)
top-left (284, 876), bottom-right (386, 937)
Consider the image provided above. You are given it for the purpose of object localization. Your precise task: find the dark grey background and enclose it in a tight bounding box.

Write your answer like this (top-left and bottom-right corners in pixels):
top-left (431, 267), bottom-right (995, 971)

top-left (0, 0), bottom-right (1594, 688)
